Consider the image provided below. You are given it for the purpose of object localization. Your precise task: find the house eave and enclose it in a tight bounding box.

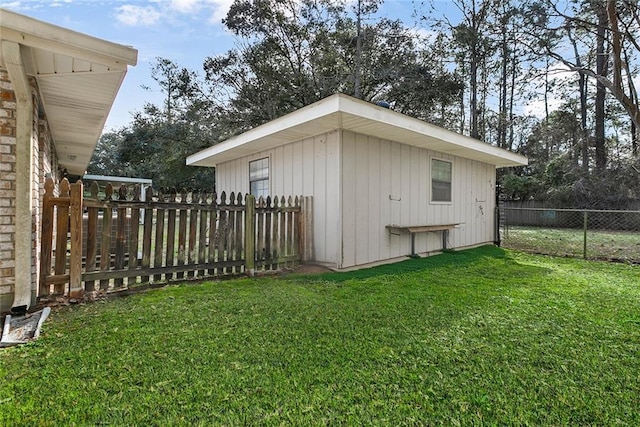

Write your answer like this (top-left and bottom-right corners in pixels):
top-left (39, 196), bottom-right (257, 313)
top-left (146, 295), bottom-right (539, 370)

top-left (187, 94), bottom-right (528, 169)
top-left (0, 8), bottom-right (138, 176)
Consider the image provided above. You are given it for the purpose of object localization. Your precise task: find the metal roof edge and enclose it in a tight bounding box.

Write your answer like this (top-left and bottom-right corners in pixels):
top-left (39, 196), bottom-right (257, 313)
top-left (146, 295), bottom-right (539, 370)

top-left (187, 94), bottom-right (344, 166)
top-left (187, 93), bottom-right (528, 168)
top-left (336, 94), bottom-right (528, 167)
top-left (83, 174), bottom-right (153, 184)
top-left (0, 8), bottom-right (138, 67)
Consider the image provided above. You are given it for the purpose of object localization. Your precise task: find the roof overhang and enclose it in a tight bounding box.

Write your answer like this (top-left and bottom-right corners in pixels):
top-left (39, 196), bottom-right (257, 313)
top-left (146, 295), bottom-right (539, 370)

top-left (187, 94), bottom-right (528, 169)
top-left (0, 8), bottom-right (138, 175)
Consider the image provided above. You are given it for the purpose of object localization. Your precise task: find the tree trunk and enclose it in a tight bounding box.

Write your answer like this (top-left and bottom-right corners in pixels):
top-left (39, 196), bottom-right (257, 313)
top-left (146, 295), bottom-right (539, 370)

top-left (568, 28), bottom-right (589, 171)
top-left (354, 0), bottom-right (362, 99)
top-left (595, 2), bottom-right (608, 170)
top-left (470, 40), bottom-right (479, 139)
top-left (469, 0), bottom-right (481, 140)
top-left (498, 11), bottom-right (509, 149)
top-left (508, 35), bottom-right (517, 151)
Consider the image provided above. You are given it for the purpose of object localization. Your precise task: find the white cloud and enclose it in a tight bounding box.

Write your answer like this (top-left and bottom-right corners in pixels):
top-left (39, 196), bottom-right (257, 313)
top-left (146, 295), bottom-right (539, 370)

top-left (113, 0), bottom-right (232, 27)
top-left (207, 0), bottom-right (234, 23)
top-left (116, 4), bottom-right (162, 27)
top-left (523, 98), bottom-right (564, 118)
top-left (170, 0), bottom-right (201, 14)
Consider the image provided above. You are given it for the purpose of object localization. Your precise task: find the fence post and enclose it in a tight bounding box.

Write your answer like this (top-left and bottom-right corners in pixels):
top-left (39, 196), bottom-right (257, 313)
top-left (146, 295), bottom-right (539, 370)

top-left (245, 194), bottom-right (256, 276)
top-left (39, 178), bottom-right (55, 297)
top-left (583, 211), bottom-right (588, 259)
top-left (54, 179), bottom-right (71, 294)
top-left (302, 196), bottom-right (314, 262)
top-left (69, 181), bottom-right (84, 298)
top-left (494, 184), bottom-right (501, 246)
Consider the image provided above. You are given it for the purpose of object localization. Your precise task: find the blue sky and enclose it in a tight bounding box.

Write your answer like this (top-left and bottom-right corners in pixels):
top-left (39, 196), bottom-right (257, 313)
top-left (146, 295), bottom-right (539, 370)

top-left (2, 0), bottom-right (447, 131)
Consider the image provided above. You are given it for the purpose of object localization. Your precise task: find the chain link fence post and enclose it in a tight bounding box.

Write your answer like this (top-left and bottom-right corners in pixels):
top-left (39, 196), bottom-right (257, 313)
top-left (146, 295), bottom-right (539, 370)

top-left (583, 211), bottom-right (588, 259)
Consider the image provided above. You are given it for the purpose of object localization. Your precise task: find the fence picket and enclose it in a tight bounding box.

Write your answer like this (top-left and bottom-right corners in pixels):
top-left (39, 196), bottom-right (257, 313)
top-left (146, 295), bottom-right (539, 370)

top-left (69, 182), bottom-right (84, 297)
top-left (98, 183), bottom-right (114, 291)
top-left (40, 179), bottom-right (57, 295)
top-left (198, 194), bottom-right (208, 277)
top-left (165, 188), bottom-right (177, 281)
top-left (85, 181), bottom-right (100, 292)
top-left (208, 193), bottom-right (217, 276)
top-left (177, 189), bottom-right (188, 280)
top-left (141, 186), bottom-right (154, 284)
top-left (154, 190), bottom-right (166, 283)
top-left (218, 192), bottom-right (228, 275)
top-left (287, 196), bottom-right (294, 267)
top-left (277, 196), bottom-right (288, 262)
top-left (128, 185), bottom-right (141, 275)
top-left (227, 193), bottom-right (236, 275)
top-left (272, 196), bottom-right (280, 269)
top-left (114, 185), bottom-right (127, 288)
top-left (235, 193), bottom-right (244, 273)
top-left (188, 193), bottom-right (198, 278)
top-left (264, 196), bottom-right (272, 270)
top-left (257, 197), bottom-right (265, 267)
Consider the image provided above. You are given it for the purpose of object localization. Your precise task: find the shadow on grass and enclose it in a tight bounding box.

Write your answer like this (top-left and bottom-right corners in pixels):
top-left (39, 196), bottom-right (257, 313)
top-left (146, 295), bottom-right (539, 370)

top-left (293, 245), bottom-right (516, 283)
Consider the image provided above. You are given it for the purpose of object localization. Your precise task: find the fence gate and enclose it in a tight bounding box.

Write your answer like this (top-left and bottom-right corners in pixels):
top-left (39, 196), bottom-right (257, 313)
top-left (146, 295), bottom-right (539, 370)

top-left (39, 178), bottom-right (313, 299)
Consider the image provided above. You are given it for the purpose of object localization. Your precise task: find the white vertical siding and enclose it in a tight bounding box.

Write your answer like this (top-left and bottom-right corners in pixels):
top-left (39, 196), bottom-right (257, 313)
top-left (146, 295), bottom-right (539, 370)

top-left (214, 131), bottom-right (342, 266)
top-left (367, 134), bottom-right (381, 264)
top-left (378, 139), bottom-right (392, 261)
top-left (214, 129), bottom-right (497, 270)
top-left (340, 130), bottom-right (496, 268)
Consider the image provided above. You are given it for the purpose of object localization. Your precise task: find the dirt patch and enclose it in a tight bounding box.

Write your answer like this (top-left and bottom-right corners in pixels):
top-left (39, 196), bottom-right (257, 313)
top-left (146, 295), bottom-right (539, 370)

top-left (290, 264), bottom-right (333, 274)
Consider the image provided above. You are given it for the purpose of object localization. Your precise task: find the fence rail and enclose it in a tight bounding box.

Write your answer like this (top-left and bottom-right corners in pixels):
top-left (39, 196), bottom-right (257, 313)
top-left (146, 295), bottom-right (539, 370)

top-left (500, 205), bottom-right (640, 263)
top-left (39, 178), bottom-right (312, 299)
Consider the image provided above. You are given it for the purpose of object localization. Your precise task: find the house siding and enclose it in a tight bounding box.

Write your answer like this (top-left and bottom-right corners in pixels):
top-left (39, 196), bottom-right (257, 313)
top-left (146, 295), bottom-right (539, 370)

top-left (215, 131), bottom-right (342, 266)
top-left (339, 130), bottom-right (496, 268)
top-left (0, 68), bottom-right (58, 313)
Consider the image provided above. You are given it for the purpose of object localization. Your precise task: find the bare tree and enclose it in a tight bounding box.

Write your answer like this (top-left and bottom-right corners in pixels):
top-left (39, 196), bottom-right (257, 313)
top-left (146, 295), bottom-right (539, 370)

top-left (529, 0), bottom-right (640, 161)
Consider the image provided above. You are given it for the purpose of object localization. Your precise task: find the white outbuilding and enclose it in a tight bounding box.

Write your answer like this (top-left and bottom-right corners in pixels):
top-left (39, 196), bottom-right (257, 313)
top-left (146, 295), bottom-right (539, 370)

top-left (187, 94), bottom-right (528, 270)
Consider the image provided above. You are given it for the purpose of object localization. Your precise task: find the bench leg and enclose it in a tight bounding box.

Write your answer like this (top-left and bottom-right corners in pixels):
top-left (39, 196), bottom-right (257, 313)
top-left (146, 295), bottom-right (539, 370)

top-left (411, 233), bottom-right (416, 256)
top-left (442, 230), bottom-right (448, 250)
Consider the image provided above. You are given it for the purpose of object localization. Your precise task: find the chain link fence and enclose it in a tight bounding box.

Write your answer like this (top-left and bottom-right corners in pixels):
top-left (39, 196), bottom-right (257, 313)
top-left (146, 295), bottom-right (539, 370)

top-left (499, 203), bottom-right (640, 264)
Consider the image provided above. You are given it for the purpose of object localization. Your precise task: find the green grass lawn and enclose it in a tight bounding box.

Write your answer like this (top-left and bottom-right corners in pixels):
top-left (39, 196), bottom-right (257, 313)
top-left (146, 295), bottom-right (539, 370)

top-left (2, 246), bottom-right (639, 425)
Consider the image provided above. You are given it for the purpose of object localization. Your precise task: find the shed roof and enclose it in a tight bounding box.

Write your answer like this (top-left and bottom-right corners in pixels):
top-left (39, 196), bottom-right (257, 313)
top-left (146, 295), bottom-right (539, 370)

top-left (187, 94), bottom-right (528, 169)
top-left (0, 8), bottom-right (137, 175)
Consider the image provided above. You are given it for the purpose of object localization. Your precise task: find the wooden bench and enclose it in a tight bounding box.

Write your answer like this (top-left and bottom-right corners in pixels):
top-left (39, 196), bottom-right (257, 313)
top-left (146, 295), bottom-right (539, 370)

top-left (386, 223), bottom-right (460, 256)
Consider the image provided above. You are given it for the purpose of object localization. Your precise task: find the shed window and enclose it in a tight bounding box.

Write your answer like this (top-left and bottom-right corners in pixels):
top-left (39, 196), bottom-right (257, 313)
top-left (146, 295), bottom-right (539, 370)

top-left (249, 157), bottom-right (269, 198)
top-left (431, 159), bottom-right (452, 202)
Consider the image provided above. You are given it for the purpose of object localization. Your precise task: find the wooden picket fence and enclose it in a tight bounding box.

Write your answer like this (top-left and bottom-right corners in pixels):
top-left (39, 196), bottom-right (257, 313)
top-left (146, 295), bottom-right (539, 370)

top-left (39, 177), bottom-right (313, 299)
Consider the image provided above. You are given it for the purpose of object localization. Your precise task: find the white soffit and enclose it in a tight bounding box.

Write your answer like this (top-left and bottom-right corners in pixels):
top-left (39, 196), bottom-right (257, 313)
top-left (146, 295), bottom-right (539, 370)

top-left (187, 94), bottom-right (528, 169)
top-left (0, 8), bottom-right (138, 175)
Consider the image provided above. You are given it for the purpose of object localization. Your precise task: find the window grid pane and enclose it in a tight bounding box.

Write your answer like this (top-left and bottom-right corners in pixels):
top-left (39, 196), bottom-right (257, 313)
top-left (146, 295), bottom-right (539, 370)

top-left (249, 158), bottom-right (269, 181)
top-left (431, 159), bottom-right (452, 202)
top-left (249, 157), bottom-right (269, 198)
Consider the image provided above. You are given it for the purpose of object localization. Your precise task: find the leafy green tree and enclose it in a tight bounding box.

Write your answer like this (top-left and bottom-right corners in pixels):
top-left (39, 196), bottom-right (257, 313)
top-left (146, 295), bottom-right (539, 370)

top-left (204, 0), bottom-right (462, 130)
top-left (88, 58), bottom-right (216, 191)
top-left (86, 129), bottom-right (129, 177)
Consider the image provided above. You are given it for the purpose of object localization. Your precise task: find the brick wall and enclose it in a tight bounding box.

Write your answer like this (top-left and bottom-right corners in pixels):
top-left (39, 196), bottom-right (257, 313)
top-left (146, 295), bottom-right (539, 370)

top-left (0, 68), bottom-right (58, 313)
top-left (0, 68), bottom-right (17, 312)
